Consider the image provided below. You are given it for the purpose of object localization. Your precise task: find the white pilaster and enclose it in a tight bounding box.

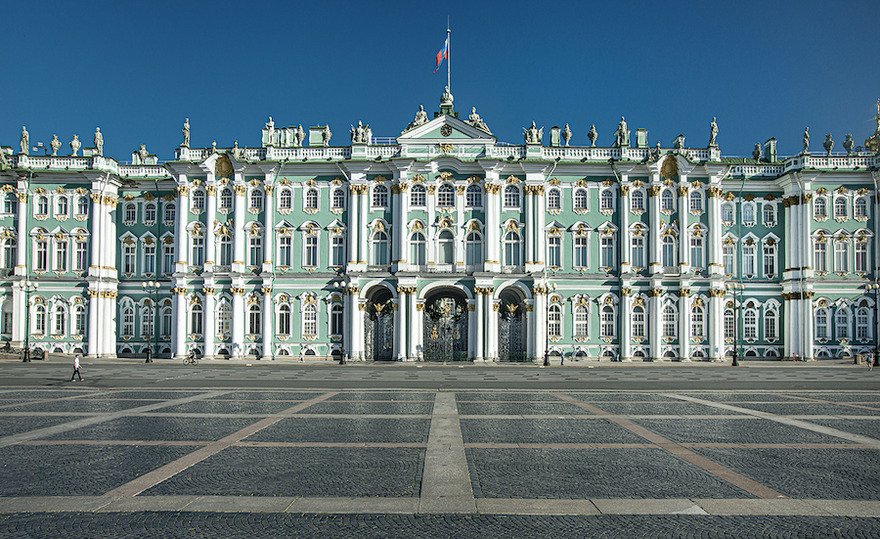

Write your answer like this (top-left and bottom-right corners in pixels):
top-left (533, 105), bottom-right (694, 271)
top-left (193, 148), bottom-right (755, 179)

top-left (231, 287), bottom-right (245, 357)
top-left (679, 291), bottom-right (691, 360)
top-left (486, 292), bottom-right (498, 361)
top-left (649, 178), bottom-right (662, 274)
top-left (708, 184), bottom-right (723, 275)
top-left (232, 175), bottom-right (246, 274)
top-left (174, 177), bottom-right (189, 273)
top-left (262, 284), bottom-right (273, 360)
top-left (203, 286), bottom-right (216, 358)
top-left (359, 182), bottom-right (369, 265)
top-left (649, 290), bottom-right (662, 360)
top-left (484, 173), bottom-right (501, 273)
top-left (262, 183), bottom-right (274, 273)
top-left (524, 186), bottom-right (534, 269)
top-left (173, 288), bottom-right (187, 358)
top-left (535, 186), bottom-right (546, 269)
top-left (204, 179), bottom-right (217, 272)
top-left (347, 184), bottom-right (360, 267)
top-left (532, 290), bottom-right (546, 361)
top-left (709, 289), bottom-right (724, 361)
top-left (678, 180), bottom-right (690, 274)
top-left (620, 180), bottom-right (631, 274)
top-left (454, 186), bottom-right (464, 270)
top-left (474, 288), bottom-right (485, 361)
top-left (620, 289), bottom-right (632, 361)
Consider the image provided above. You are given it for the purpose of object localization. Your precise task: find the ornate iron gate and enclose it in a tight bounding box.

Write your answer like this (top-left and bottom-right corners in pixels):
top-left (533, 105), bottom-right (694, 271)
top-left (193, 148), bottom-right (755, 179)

top-left (364, 300), bottom-right (394, 361)
top-left (423, 296), bottom-right (468, 362)
top-left (498, 300), bottom-right (527, 362)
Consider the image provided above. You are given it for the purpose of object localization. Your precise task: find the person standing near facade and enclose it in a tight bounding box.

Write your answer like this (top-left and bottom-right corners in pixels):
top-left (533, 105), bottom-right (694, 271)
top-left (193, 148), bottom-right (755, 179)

top-left (70, 353), bottom-right (83, 382)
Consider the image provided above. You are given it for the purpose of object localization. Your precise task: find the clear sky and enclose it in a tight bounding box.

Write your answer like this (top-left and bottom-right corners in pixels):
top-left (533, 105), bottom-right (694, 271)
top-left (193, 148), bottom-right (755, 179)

top-left (2, 0), bottom-right (878, 161)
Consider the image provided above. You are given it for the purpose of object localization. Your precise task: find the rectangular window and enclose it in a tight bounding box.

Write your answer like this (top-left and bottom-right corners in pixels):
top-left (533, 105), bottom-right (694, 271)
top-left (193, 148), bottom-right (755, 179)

top-left (855, 242), bottom-right (868, 273)
top-left (690, 237), bottom-right (703, 269)
top-left (192, 237), bottom-right (204, 267)
top-left (123, 244), bottom-right (136, 274)
top-left (75, 242), bottom-right (87, 272)
top-left (35, 240), bottom-right (47, 271)
top-left (834, 241), bottom-right (848, 273)
top-left (548, 236), bottom-right (561, 268)
top-left (763, 244), bottom-right (775, 278)
top-left (74, 308), bottom-right (85, 336)
top-left (249, 236), bottom-right (262, 267)
top-left (331, 235), bottom-right (345, 267)
top-left (279, 236), bottom-right (292, 266)
top-left (573, 236), bottom-right (588, 269)
top-left (143, 243), bottom-right (156, 274)
top-left (55, 241), bottom-right (68, 272)
top-left (2, 311), bottom-right (12, 337)
top-left (814, 241), bottom-right (827, 272)
top-left (600, 237), bottom-right (614, 269)
top-left (162, 244), bottom-right (174, 274)
top-left (743, 244), bottom-right (756, 277)
top-left (631, 237), bottom-right (644, 268)
top-left (304, 235), bottom-right (318, 267)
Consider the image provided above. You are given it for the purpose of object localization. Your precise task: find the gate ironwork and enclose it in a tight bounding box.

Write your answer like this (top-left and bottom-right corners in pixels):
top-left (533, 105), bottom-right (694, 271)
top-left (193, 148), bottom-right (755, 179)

top-left (498, 300), bottom-right (527, 362)
top-left (423, 295), bottom-right (468, 362)
top-left (364, 300), bottom-right (394, 360)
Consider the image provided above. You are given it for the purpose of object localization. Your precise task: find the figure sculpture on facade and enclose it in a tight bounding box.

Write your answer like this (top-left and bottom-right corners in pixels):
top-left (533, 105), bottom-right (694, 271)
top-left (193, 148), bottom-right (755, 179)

top-left (182, 118), bottom-right (190, 147)
top-left (709, 117), bottom-right (718, 147)
top-left (588, 124), bottom-right (598, 147)
top-left (138, 144), bottom-right (149, 164)
top-left (523, 122), bottom-right (543, 144)
top-left (614, 116), bottom-right (629, 147)
top-left (823, 134), bottom-right (834, 156)
top-left (843, 134), bottom-right (854, 155)
top-left (94, 128), bottom-right (104, 156)
top-left (562, 123), bottom-right (572, 146)
top-left (322, 124), bottom-right (332, 147)
top-left (266, 117), bottom-right (275, 146)
top-left (673, 134), bottom-right (685, 150)
top-left (19, 126), bottom-right (29, 155)
top-left (753, 143), bottom-right (762, 161)
top-left (466, 107), bottom-right (492, 134)
top-left (802, 127), bottom-right (810, 153)
top-left (440, 86), bottom-right (453, 107)
top-left (50, 134), bottom-right (61, 157)
top-left (403, 105), bottom-right (429, 133)
top-left (232, 140), bottom-right (241, 159)
top-left (295, 125), bottom-right (306, 147)
top-left (651, 141), bottom-right (661, 161)
top-left (69, 135), bottom-right (81, 156)
top-left (365, 125), bottom-right (373, 145)
top-left (351, 121), bottom-right (371, 144)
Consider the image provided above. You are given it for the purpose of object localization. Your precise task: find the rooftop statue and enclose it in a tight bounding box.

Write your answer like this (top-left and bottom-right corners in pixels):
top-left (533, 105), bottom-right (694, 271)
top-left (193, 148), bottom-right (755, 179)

top-left (94, 127), bottom-right (104, 156)
top-left (69, 134), bottom-right (81, 156)
top-left (523, 121), bottom-right (543, 144)
top-left (295, 125), bottom-right (306, 147)
top-left (673, 134), bottom-right (685, 150)
top-left (138, 144), bottom-right (149, 164)
top-left (562, 123), bottom-right (572, 146)
top-left (182, 118), bottom-right (190, 147)
top-left (440, 86), bottom-right (453, 107)
top-left (802, 127), bottom-right (810, 153)
top-left (709, 117), bottom-right (718, 147)
top-left (351, 121), bottom-right (371, 144)
top-left (865, 98), bottom-right (880, 154)
top-left (753, 143), bottom-right (762, 161)
top-left (466, 106), bottom-right (492, 135)
top-left (843, 134), bottom-right (854, 155)
top-left (50, 134), bottom-right (61, 156)
top-left (587, 124), bottom-right (598, 147)
top-left (823, 133), bottom-right (834, 156)
top-left (651, 141), bottom-right (661, 161)
top-left (614, 116), bottom-right (629, 148)
top-left (232, 140), bottom-right (241, 159)
top-left (403, 105), bottom-right (429, 133)
top-left (266, 117), bottom-right (275, 146)
top-left (19, 126), bottom-right (28, 155)
top-left (322, 124), bottom-right (332, 147)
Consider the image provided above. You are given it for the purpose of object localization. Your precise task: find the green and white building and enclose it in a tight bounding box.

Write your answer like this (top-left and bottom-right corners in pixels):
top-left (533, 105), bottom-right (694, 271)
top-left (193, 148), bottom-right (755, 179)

top-left (1, 92), bottom-right (878, 362)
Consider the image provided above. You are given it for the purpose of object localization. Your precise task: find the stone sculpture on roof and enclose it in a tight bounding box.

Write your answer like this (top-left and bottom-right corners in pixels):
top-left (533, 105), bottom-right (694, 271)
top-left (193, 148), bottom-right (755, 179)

top-left (403, 105), bottom-right (429, 134)
top-left (182, 118), bottom-right (190, 147)
top-left (523, 122), bottom-right (543, 144)
top-left (587, 124), bottom-right (598, 147)
top-left (50, 134), bottom-right (61, 157)
top-left (94, 128), bottom-right (104, 156)
top-left (709, 117), bottom-right (718, 147)
top-left (466, 107), bottom-right (492, 135)
top-left (562, 123), bottom-right (572, 146)
top-left (69, 134), bottom-right (81, 156)
top-left (19, 126), bottom-right (28, 155)
top-left (802, 127), bottom-right (810, 153)
top-left (322, 124), bottom-right (332, 147)
top-left (614, 117), bottom-right (629, 148)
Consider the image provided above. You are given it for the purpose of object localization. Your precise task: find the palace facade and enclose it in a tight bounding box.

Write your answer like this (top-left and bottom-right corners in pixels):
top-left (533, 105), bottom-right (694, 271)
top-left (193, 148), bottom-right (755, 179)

top-left (1, 93), bottom-right (878, 362)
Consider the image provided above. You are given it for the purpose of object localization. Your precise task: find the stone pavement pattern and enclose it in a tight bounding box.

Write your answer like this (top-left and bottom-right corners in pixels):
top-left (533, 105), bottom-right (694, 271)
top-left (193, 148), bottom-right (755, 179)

top-left (0, 363), bottom-right (877, 537)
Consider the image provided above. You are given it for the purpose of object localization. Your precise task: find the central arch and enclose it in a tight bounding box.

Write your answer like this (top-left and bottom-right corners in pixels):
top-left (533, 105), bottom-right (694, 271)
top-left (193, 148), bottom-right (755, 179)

top-left (498, 287), bottom-right (527, 362)
top-left (423, 288), bottom-right (469, 362)
top-left (364, 286), bottom-right (395, 361)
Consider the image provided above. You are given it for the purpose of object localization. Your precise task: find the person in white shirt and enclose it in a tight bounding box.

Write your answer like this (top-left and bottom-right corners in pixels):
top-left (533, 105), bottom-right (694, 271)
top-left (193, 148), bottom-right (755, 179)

top-left (70, 354), bottom-right (83, 382)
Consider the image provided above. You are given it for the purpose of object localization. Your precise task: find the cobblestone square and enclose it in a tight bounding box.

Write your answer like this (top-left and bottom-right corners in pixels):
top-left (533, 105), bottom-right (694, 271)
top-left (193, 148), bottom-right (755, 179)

top-left (248, 417), bottom-right (430, 443)
top-left (631, 418), bottom-right (848, 444)
top-left (460, 418), bottom-right (643, 443)
top-left (42, 416), bottom-right (259, 441)
top-left (456, 401), bottom-right (587, 415)
top-left (300, 401), bottom-right (434, 415)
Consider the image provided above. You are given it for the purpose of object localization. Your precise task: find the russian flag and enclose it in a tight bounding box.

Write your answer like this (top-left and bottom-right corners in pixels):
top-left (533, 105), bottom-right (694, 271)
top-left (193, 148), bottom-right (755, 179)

top-left (433, 36), bottom-right (449, 73)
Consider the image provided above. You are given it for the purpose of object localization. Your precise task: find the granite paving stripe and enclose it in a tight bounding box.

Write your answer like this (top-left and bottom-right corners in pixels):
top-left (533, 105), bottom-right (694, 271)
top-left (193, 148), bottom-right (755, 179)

top-left (0, 390), bottom-right (117, 410)
top-left (554, 393), bottom-right (783, 499)
top-left (236, 441), bottom-right (427, 448)
top-left (103, 392), bottom-right (337, 497)
top-left (419, 392), bottom-right (475, 513)
top-left (0, 391), bottom-right (230, 448)
top-left (247, 417), bottom-right (430, 443)
top-left (464, 442), bottom-right (656, 449)
top-left (587, 401), bottom-right (739, 416)
top-left (630, 417), bottom-right (850, 445)
top-left (806, 419), bottom-right (880, 439)
top-left (0, 415), bottom-right (70, 437)
top-left (778, 392), bottom-right (880, 403)
top-left (566, 393), bottom-right (681, 402)
top-left (775, 394), bottom-right (880, 412)
top-left (19, 440), bottom-right (206, 447)
top-left (454, 392), bottom-right (561, 402)
top-left (286, 413), bottom-right (432, 419)
top-left (474, 498), bottom-right (600, 515)
top-left (667, 394), bottom-right (880, 448)
top-left (685, 393), bottom-right (817, 403)
top-left (728, 402), bottom-right (880, 416)
top-left (102, 391), bottom-right (207, 400)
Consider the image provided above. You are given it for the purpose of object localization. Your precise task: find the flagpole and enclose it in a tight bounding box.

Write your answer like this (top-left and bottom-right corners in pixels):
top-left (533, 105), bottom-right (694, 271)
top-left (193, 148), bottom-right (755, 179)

top-left (446, 19), bottom-right (451, 93)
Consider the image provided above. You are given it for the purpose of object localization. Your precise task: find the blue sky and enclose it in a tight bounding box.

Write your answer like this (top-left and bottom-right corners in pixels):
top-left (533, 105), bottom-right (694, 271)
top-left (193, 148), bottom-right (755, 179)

top-left (2, 0), bottom-right (877, 160)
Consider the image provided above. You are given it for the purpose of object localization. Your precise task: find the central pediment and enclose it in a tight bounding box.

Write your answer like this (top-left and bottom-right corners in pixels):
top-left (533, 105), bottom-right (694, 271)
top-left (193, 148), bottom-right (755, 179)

top-left (397, 114), bottom-right (495, 145)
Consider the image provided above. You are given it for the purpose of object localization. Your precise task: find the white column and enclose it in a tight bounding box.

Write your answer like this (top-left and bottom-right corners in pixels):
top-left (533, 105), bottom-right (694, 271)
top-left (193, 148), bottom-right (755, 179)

top-left (426, 186), bottom-right (436, 264)
top-left (532, 291), bottom-right (546, 362)
top-left (347, 185), bottom-right (360, 266)
top-left (231, 287), bottom-right (245, 357)
top-left (232, 178), bottom-right (246, 273)
top-left (174, 179), bottom-right (190, 273)
top-left (535, 186), bottom-right (546, 268)
top-left (678, 181), bottom-right (690, 273)
top-left (484, 176), bottom-right (501, 272)
top-left (620, 290), bottom-right (632, 361)
top-left (709, 290), bottom-right (724, 361)
top-left (398, 289), bottom-right (409, 361)
top-left (620, 181), bottom-right (631, 274)
top-left (708, 186), bottom-right (723, 275)
top-left (455, 186), bottom-right (464, 270)
top-left (524, 187), bottom-right (534, 266)
top-left (203, 287), bottom-right (216, 358)
top-left (204, 181), bottom-right (217, 272)
top-left (263, 184), bottom-right (274, 273)
top-left (679, 292), bottom-right (691, 360)
top-left (802, 293), bottom-right (814, 360)
top-left (649, 290), bottom-right (662, 360)
top-left (393, 182), bottom-right (408, 269)
top-left (359, 184), bottom-right (369, 264)
top-left (262, 285), bottom-right (273, 360)
top-left (85, 192), bottom-right (102, 356)
top-left (474, 288), bottom-right (485, 361)
top-left (412, 297), bottom-right (423, 360)
top-left (649, 181), bottom-right (662, 274)
top-left (102, 196), bottom-right (118, 357)
top-left (14, 191), bottom-right (27, 275)
top-left (486, 292), bottom-right (498, 361)
top-left (349, 288), bottom-right (365, 361)
top-left (173, 288), bottom-right (187, 358)
top-left (783, 291), bottom-right (792, 359)
top-left (392, 295), bottom-right (401, 360)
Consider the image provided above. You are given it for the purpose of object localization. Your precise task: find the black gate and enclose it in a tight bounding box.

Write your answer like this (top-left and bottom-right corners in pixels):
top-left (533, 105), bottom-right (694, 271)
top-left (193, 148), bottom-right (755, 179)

top-left (423, 295), bottom-right (468, 362)
top-left (498, 299), bottom-right (527, 362)
top-left (365, 299), bottom-right (394, 361)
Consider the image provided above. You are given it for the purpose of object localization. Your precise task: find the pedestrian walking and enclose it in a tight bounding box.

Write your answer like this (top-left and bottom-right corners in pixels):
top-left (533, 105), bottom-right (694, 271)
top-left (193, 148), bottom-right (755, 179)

top-left (70, 353), bottom-right (83, 382)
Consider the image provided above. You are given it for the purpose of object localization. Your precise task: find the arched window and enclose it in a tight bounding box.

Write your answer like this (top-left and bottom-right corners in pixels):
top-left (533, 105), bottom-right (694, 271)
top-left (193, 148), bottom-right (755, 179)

top-left (762, 204), bottom-right (776, 227)
top-left (632, 306), bottom-right (645, 338)
top-left (55, 196), bottom-right (68, 217)
top-left (835, 309), bottom-right (850, 340)
top-left (437, 230), bottom-right (454, 264)
top-left (278, 189), bottom-right (292, 210)
top-left (724, 308), bottom-right (735, 340)
top-left (691, 305), bottom-right (705, 338)
top-left (465, 231), bottom-right (482, 266)
top-left (600, 305), bottom-right (615, 338)
top-left (721, 202), bottom-right (734, 224)
top-left (689, 190), bottom-right (703, 212)
top-left (190, 303), bottom-right (203, 335)
top-left (856, 307), bottom-right (870, 340)
top-left (814, 197), bottom-right (827, 219)
top-left (662, 235), bottom-right (676, 268)
top-left (662, 304), bottom-right (676, 338)
top-left (546, 188), bottom-right (560, 210)
top-left (303, 304), bottom-right (317, 337)
top-left (220, 187), bottom-right (234, 210)
top-left (332, 188), bottom-right (345, 210)
top-left (163, 203), bottom-right (175, 223)
top-left (248, 304), bottom-right (261, 335)
top-left (574, 305), bottom-right (589, 339)
top-left (124, 203), bottom-right (136, 223)
top-left (410, 232), bottom-right (426, 266)
top-left (503, 185), bottom-right (520, 208)
top-left (2, 238), bottom-right (15, 270)
top-left (53, 305), bottom-right (67, 336)
top-left (742, 202), bottom-right (756, 226)
top-left (437, 184), bottom-right (455, 207)
top-left (371, 231), bottom-right (389, 265)
top-left (305, 188), bottom-right (318, 210)
top-left (218, 233), bottom-right (233, 267)
top-left (503, 230), bottom-right (521, 266)
top-left (161, 306), bottom-right (172, 337)
top-left (121, 304), bottom-right (134, 337)
top-left (277, 304), bottom-right (291, 335)
top-left (217, 301), bottom-right (232, 336)
top-left (372, 185), bottom-right (388, 207)
top-left (548, 304), bottom-right (562, 339)
top-left (600, 189), bottom-right (614, 211)
top-left (330, 304), bottom-right (343, 336)
top-left (630, 190), bottom-right (644, 212)
top-left (764, 308), bottom-right (777, 340)
top-left (660, 189), bottom-right (674, 211)
top-left (76, 196), bottom-right (89, 216)
top-left (36, 195), bottom-right (48, 216)
top-left (744, 308), bottom-right (757, 340)
top-left (192, 190), bottom-right (205, 212)
top-left (854, 197), bottom-right (868, 219)
top-left (144, 203), bottom-right (156, 224)
top-left (140, 303), bottom-right (153, 337)
top-left (815, 308), bottom-right (829, 339)
top-left (856, 240), bottom-right (869, 273)
top-left (73, 305), bottom-right (86, 336)
top-left (834, 197), bottom-right (847, 219)
top-left (410, 184), bottom-right (426, 206)
top-left (575, 188), bottom-right (588, 211)
top-left (249, 189), bottom-right (263, 211)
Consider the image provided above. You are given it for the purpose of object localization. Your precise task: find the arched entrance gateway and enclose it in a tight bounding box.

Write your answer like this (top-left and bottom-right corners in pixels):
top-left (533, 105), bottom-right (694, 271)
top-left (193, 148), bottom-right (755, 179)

top-left (498, 288), bottom-right (527, 362)
top-left (364, 287), bottom-right (394, 361)
top-left (423, 289), bottom-right (468, 362)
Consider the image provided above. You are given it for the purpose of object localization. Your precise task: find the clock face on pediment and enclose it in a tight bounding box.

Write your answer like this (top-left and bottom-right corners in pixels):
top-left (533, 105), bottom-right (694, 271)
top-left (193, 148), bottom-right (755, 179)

top-left (397, 115), bottom-right (495, 144)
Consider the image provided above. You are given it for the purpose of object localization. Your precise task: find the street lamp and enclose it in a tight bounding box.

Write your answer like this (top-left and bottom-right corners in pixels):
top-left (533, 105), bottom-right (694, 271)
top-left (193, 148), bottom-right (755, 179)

top-left (866, 281), bottom-right (880, 368)
top-left (726, 282), bottom-right (744, 366)
top-left (141, 280), bottom-right (160, 363)
top-left (22, 282), bottom-right (38, 362)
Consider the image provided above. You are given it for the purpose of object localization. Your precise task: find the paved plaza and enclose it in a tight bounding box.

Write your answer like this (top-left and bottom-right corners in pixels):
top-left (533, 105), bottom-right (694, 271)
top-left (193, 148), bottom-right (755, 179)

top-left (0, 362), bottom-right (878, 537)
